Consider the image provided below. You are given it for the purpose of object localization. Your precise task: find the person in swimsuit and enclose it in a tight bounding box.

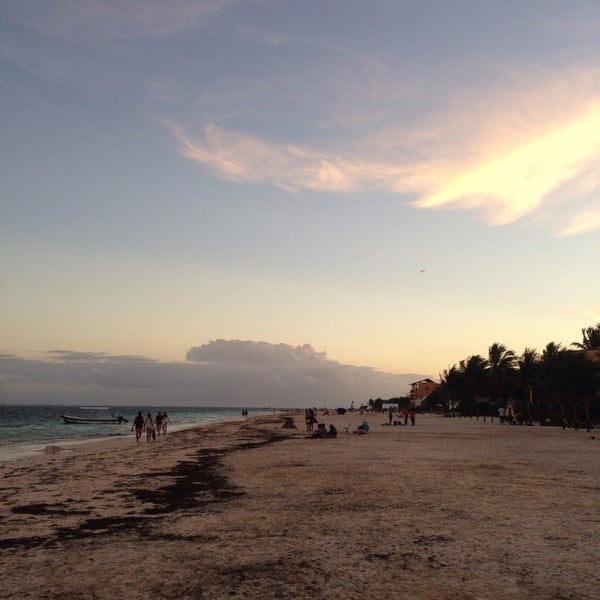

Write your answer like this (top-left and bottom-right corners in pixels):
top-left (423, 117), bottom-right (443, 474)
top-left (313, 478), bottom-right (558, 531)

top-left (161, 412), bottom-right (171, 435)
top-left (131, 411), bottom-right (145, 443)
top-left (144, 413), bottom-right (155, 442)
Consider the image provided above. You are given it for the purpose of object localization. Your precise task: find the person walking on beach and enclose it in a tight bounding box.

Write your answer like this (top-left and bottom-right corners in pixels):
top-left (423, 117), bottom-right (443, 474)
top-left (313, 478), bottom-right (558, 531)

top-left (410, 408), bottom-right (416, 426)
top-left (161, 412), bottom-right (171, 435)
top-left (131, 411), bottom-right (145, 443)
top-left (155, 412), bottom-right (163, 436)
top-left (144, 412), bottom-right (155, 442)
top-left (388, 407), bottom-right (393, 425)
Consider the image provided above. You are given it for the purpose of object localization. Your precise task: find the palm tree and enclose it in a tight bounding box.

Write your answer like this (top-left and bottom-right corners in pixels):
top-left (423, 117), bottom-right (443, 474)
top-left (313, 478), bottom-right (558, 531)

top-left (439, 365), bottom-right (464, 413)
top-left (487, 342), bottom-right (516, 405)
top-left (517, 348), bottom-right (539, 420)
top-left (459, 354), bottom-right (489, 416)
top-left (538, 342), bottom-right (565, 420)
top-left (558, 350), bottom-right (600, 429)
top-left (572, 323), bottom-right (600, 360)
top-left (542, 341), bottom-right (564, 360)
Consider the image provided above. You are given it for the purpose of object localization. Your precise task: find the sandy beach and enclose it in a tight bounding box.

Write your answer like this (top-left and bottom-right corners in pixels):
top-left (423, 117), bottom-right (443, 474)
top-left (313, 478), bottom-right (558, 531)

top-left (1, 412), bottom-right (598, 599)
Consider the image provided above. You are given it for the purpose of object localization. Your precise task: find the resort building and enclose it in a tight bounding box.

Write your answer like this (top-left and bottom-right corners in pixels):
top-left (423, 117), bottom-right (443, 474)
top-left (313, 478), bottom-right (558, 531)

top-left (409, 378), bottom-right (440, 406)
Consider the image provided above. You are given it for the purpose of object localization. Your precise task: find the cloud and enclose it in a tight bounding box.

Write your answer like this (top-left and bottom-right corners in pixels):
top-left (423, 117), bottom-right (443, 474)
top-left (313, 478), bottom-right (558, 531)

top-left (169, 122), bottom-right (387, 194)
top-left (416, 102), bottom-right (600, 228)
top-left (168, 68), bottom-right (600, 237)
top-left (47, 350), bottom-right (155, 363)
top-left (186, 340), bottom-right (329, 366)
top-left (0, 341), bottom-right (426, 407)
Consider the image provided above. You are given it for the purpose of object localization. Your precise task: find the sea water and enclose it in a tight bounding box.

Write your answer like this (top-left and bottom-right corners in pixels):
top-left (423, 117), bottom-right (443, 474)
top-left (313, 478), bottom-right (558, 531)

top-left (0, 404), bottom-right (276, 462)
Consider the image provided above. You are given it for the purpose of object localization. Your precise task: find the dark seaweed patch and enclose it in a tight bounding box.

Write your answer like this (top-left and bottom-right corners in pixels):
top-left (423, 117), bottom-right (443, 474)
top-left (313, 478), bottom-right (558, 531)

top-left (0, 428), bottom-right (286, 550)
top-left (131, 449), bottom-right (242, 514)
top-left (11, 503), bottom-right (91, 516)
top-left (130, 433), bottom-right (285, 514)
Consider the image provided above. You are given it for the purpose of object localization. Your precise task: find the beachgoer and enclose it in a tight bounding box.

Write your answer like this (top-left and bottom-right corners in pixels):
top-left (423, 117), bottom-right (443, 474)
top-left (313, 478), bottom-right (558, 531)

top-left (282, 417), bottom-right (297, 429)
top-left (327, 424), bottom-right (337, 438)
top-left (131, 411), bottom-right (145, 443)
top-left (505, 404), bottom-right (516, 425)
top-left (410, 409), bottom-right (416, 426)
top-left (306, 409), bottom-right (316, 432)
top-left (388, 407), bottom-right (393, 425)
top-left (354, 421), bottom-right (369, 434)
top-left (402, 407), bottom-right (409, 426)
top-left (498, 406), bottom-right (505, 424)
top-left (307, 423), bottom-right (328, 439)
top-left (161, 412), bottom-right (171, 435)
top-left (155, 412), bottom-right (163, 436)
top-left (144, 413), bottom-right (155, 442)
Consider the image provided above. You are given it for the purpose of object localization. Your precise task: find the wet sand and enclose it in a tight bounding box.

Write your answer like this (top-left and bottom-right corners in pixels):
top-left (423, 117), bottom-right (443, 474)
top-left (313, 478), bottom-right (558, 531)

top-left (0, 412), bottom-right (598, 599)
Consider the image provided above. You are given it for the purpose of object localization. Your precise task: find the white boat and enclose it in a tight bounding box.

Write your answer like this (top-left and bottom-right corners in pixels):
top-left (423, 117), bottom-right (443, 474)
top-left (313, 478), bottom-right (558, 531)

top-left (61, 407), bottom-right (128, 425)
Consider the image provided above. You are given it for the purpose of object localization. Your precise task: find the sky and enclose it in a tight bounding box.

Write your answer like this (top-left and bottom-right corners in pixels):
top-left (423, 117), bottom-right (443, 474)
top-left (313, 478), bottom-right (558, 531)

top-left (1, 1), bottom-right (599, 406)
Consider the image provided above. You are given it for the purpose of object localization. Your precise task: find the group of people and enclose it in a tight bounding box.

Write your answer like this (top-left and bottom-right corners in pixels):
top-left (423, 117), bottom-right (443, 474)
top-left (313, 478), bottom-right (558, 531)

top-left (306, 422), bottom-right (337, 439)
top-left (131, 411), bottom-right (171, 443)
top-left (387, 406), bottom-right (416, 426)
top-left (497, 405), bottom-right (530, 426)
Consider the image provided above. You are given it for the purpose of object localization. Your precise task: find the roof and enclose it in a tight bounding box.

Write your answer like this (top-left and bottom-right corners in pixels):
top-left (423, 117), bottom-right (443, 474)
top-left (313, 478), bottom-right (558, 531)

top-left (409, 378), bottom-right (437, 385)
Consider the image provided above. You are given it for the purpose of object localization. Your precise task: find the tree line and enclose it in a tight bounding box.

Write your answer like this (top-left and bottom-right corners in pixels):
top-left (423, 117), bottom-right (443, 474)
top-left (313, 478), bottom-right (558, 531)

top-left (421, 323), bottom-right (600, 428)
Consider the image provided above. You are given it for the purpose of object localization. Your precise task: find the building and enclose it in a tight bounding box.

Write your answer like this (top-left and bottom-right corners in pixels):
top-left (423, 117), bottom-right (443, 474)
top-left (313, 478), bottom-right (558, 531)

top-left (409, 378), bottom-right (439, 405)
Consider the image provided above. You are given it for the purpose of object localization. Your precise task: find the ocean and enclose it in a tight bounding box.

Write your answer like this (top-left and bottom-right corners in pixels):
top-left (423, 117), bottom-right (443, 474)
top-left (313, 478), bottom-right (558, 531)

top-left (0, 404), bottom-right (276, 462)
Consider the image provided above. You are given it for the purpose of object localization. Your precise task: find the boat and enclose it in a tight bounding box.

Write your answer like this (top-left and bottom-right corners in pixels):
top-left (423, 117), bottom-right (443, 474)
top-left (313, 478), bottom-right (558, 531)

top-left (61, 407), bottom-right (128, 425)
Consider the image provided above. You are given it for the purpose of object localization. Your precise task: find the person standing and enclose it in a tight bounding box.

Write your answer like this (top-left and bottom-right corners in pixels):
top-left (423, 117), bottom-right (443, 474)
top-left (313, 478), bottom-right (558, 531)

top-left (388, 407), bottom-right (393, 425)
top-left (144, 412), bottom-right (155, 442)
top-left (131, 411), bottom-right (145, 443)
top-left (403, 407), bottom-right (409, 426)
top-left (305, 409), bottom-right (312, 432)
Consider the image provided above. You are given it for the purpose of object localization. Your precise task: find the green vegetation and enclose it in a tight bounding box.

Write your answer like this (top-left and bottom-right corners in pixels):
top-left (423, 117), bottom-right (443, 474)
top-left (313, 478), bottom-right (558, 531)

top-left (366, 397), bottom-right (411, 412)
top-left (421, 323), bottom-right (600, 428)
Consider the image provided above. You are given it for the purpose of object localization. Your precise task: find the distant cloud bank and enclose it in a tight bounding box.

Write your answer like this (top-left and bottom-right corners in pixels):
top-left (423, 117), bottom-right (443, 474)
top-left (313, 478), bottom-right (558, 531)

top-left (0, 340), bottom-right (425, 407)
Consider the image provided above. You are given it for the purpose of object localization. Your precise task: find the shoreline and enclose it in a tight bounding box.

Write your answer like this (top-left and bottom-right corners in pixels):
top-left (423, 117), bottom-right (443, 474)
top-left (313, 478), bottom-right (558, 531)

top-left (1, 412), bottom-right (598, 599)
top-left (0, 406), bottom-right (278, 463)
top-left (0, 419), bottom-right (244, 464)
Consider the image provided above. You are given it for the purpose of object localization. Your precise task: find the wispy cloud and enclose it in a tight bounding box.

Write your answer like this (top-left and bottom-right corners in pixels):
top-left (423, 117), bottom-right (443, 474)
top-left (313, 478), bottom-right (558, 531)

top-left (168, 70), bottom-right (600, 236)
top-left (169, 122), bottom-right (410, 193)
top-left (417, 102), bottom-right (600, 228)
top-left (47, 350), bottom-right (155, 363)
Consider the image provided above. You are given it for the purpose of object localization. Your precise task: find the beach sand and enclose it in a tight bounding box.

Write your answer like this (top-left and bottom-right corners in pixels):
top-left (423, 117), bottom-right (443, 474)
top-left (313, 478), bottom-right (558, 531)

top-left (1, 412), bottom-right (598, 599)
